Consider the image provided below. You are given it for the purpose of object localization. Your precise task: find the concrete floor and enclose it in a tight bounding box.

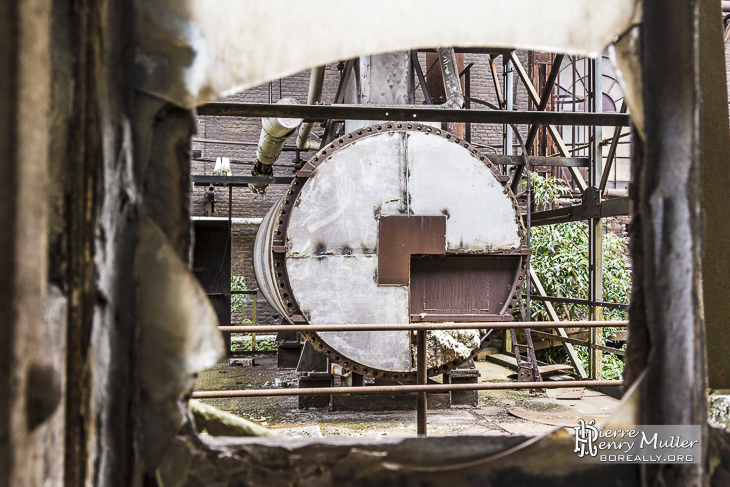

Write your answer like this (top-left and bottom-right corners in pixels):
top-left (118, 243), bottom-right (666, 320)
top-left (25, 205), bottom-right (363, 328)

top-left (194, 354), bottom-right (620, 438)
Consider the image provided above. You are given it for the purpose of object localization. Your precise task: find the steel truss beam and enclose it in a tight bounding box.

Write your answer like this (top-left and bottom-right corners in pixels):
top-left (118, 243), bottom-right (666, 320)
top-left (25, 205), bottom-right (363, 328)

top-left (525, 294), bottom-right (629, 310)
top-left (527, 330), bottom-right (625, 357)
top-left (196, 102), bottom-right (630, 126)
top-left (192, 175), bottom-right (295, 187)
top-left (509, 53), bottom-right (590, 193)
top-left (510, 54), bottom-right (565, 193)
top-left (599, 101), bottom-right (629, 191)
top-left (529, 267), bottom-right (588, 378)
top-left (529, 195), bottom-right (630, 227)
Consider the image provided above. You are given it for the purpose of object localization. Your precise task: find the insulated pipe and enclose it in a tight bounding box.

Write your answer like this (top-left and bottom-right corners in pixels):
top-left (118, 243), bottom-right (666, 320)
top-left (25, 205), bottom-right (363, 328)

top-left (437, 47), bottom-right (465, 109)
top-left (296, 66), bottom-right (325, 151)
top-left (250, 97), bottom-right (302, 194)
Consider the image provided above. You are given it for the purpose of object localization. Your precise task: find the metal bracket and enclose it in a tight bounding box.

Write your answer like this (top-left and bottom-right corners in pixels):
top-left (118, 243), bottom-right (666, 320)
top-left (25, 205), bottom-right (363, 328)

top-left (204, 185), bottom-right (215, 216)
top-left (580, 186), bottom-right (602, 220)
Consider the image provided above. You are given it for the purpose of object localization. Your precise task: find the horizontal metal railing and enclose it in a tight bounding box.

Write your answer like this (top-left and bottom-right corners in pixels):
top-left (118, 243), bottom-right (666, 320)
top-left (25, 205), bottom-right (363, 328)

top-left (218, 320), bottom-right (627, 334)
top-left (192, 380), bottom-right (623, 399)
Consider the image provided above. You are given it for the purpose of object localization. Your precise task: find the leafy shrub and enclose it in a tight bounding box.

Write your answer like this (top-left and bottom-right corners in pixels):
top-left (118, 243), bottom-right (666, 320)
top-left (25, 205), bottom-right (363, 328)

top-left (524, 173), bottom-right (630, 379)
top-left (230, 334), bottom-right (278, 352)
top-left (231, 274), bottom-right (249, 314)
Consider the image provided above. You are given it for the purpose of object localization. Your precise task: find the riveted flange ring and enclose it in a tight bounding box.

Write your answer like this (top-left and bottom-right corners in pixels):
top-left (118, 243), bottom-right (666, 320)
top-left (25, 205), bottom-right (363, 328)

top-left (267, 123), bottom-right (528, 381)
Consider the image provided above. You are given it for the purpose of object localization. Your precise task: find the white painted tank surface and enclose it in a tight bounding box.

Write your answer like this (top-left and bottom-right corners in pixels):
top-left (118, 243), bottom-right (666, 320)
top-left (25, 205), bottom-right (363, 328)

top-left (254, 124), bottom-right (529, 380)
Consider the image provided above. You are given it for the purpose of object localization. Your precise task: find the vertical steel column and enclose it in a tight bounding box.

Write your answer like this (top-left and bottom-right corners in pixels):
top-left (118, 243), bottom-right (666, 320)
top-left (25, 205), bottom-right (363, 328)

top-left (701, 0), bottom-right (730, 391)
top-left (503, 56), bottom-right (514, 157)
top-left (417, 329), bottom-right (427, 436)
top-left (252, 292), bottom-right (258, 351)
top-left (465, 66), bottom-right (471, 143)
top-left (588, 57), bottom-right (603, 379)
top-left (227, 185), bottom-right (233, 354)
top-left (252, 293), bottom-right (258, 324)
top-left (502, 55), bottom-right (515, 354)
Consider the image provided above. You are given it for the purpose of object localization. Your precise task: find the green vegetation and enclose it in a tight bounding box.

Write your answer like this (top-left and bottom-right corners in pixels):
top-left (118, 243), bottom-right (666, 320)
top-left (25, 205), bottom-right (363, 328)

top-left (230, 273), bottom-right (271, 351)
top-left (523, 173), bottom-right (630, 379)
top-left (231, 274), bottom-right (249, 314)
top-left (230, 335), bottom-right (278, 352)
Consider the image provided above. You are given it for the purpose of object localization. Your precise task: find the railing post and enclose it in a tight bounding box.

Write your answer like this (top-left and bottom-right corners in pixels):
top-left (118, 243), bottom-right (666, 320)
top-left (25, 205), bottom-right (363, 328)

top-left (252, 292), bottom-right (258, 351)
top-left (417, 329), bottom-right (427, 436)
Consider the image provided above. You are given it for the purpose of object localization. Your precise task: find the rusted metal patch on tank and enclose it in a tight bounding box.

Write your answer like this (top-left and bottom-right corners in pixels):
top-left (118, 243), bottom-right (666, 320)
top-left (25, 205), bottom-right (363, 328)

top-left (377, 215), bottom-right (446, 285)
top-left (409, 255), bottom-right (522, 321)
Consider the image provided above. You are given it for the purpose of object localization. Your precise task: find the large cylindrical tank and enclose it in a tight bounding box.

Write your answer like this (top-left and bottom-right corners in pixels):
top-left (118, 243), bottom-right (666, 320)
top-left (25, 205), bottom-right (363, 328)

top-left (254, 124), bottom-right (529, 380)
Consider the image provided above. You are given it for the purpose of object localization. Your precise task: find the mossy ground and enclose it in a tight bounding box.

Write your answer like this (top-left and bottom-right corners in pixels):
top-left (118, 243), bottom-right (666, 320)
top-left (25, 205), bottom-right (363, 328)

top-left (194, 355), bottom-right (619, 437)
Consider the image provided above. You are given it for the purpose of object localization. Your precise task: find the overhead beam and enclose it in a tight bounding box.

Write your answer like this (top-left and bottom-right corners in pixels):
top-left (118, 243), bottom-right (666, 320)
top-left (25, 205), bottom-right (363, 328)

top-left (599, 196), bottom-right (631, 218)
top-left (529, 196), bottom-right (630, 227)
top-left (196, 102), bottom-right (631, 127)
top-left (192, 175), bottom-right (295, 187)
top-left (417, 47), bottom-right (514, 55)
top-left (490, 155), bottom-right (588, 167)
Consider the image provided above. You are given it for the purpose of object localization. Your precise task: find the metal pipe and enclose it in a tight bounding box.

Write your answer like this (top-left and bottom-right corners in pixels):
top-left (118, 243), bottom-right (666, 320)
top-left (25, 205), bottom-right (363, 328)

top-left (191, 380), bottom-right (624, 398)
top-left (296, 66), bottom-right (325, 151)
top-left (250, 97), bottom-right (302, 194)
top-left (330, 363), bottom-right (351, 378)
top-left (217, 321), bottom-right (628, 334)
top-left (417, 329), bottom-right (427, 436)
top-left (437, 47), bottom-right (465, 109)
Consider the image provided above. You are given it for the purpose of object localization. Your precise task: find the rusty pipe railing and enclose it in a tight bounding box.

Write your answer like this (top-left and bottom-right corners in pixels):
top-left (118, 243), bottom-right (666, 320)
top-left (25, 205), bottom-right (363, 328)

top-left (218, 320), bottom-right (627, 334)
top-left (192, 380), bottom-right (623, 399)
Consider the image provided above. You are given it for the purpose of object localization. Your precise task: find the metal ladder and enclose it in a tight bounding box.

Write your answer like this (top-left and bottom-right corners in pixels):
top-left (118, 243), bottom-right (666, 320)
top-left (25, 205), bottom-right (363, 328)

top-left (510, 301), bottom-right (543, 386)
